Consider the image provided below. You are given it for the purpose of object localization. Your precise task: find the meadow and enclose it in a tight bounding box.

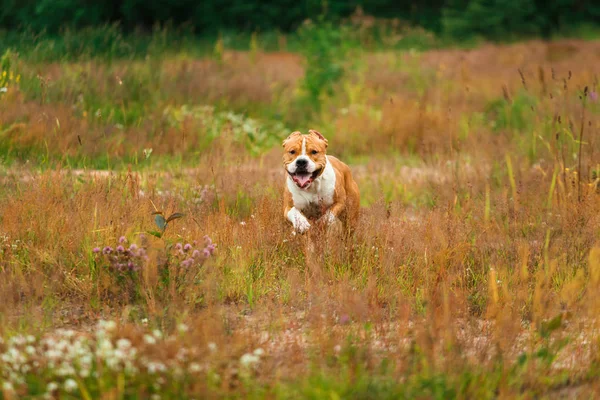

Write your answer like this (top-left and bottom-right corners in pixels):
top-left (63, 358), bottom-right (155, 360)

top-left (1, 21), bottom-right (600, 398)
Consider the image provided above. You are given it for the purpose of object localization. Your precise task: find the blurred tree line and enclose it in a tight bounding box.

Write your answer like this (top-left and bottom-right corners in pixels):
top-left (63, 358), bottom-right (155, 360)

top-left (0, 0), bottom-right (598, 39)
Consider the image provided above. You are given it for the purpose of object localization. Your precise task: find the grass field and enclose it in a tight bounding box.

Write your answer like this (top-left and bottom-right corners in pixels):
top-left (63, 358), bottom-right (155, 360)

top-left (1, 28), bottom-right (600, 398)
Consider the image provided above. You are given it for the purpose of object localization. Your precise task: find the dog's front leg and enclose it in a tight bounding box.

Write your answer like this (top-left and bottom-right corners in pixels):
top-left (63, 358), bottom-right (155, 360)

top-left (287, 207), bottom-right (311, 233)
top-left (319, 201), bottom-right (345, 227)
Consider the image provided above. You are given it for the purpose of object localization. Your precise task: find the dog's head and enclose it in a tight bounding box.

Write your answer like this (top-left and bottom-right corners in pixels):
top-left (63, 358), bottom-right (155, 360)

top-left (282, 130), bottom-right (328, 189)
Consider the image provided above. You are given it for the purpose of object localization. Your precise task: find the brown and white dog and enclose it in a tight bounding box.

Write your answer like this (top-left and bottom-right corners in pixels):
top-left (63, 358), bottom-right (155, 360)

top-left (282, 130), bottom-right (360, 234)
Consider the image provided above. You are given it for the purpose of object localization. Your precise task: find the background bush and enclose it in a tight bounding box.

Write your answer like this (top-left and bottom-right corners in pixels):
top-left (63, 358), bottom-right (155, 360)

top-left (0, 0), bottom-right (598, 40)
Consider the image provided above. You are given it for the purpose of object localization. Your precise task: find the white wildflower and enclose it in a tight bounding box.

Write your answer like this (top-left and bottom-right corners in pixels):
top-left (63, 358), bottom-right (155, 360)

top-left (45, 349), bottom-right (62, 361)
top-left (188, 362), bottom-right (202, 373)
top-left (208, 342), bottom-right (217, 352)
top-left (114, 349), bottom-right (125, 361)
top-left (56, 362), bottom-right (75, 376)
top-left (116, 338), bottom-right (132, 350)
top-left (97, 320), bottom-right (117, 332)
top-left (106, 357), bottom-right (120, 371)
top-left (2, 381), bottom-right (14, 392)
top-left (9, 335), bottom-right (26, 346)
top-left (253, 348), bottom-right (264, 357)
top-left (64, 378), bottom-right (78, 392)
top-left (147, 361), bottom-right (166, 374)
top-left (239, 353), bottom-right (260, 367)
top-left (55, 339), bottom-right (69, 352)
top-left (8, 372), bottom-right (23, 385)
top-left (143, 334), bottom-right (157, 345)
top-left (61, 330), bottom-right (75, 339)
top-left (46, 382), bottom-right (59, 392)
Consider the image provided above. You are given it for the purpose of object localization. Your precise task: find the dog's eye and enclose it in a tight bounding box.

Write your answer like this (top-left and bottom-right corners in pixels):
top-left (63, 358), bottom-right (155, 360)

top-left (289, 150), bottom-right (296, 155)
top-left (311, 150), bottom-right (318, 155)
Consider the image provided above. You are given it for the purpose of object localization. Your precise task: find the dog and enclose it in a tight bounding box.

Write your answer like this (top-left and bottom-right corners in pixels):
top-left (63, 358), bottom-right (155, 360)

top-left (282, 130), bottom-right (360, 235)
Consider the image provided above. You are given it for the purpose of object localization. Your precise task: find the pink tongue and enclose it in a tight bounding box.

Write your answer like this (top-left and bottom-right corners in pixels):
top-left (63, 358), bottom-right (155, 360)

top-left (294, 174), bottom-right (312, 187)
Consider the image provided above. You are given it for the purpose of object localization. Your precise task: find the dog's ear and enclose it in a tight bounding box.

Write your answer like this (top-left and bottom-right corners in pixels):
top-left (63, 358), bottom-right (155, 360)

top-left (282, 131), bottom-right (301, 147)
top-left (309, 129), bottom-right (328, 147)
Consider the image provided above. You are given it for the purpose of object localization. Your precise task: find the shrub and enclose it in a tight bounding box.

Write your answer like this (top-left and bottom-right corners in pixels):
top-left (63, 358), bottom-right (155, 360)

top-left (296, 17), bottom-right (355, 115)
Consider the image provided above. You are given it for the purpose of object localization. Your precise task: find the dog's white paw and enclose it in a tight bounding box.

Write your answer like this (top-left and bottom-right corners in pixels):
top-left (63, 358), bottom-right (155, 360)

top-left (293, 214), bottom-right (311, 233)
top-left (324, 211), bottom-right (337, 225)
top-left (288, 207), bottom-right (311, 233)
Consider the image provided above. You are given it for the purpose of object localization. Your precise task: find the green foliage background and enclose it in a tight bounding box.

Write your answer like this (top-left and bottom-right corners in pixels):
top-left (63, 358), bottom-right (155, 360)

top-left (0, 0), bottom-right (599, 39)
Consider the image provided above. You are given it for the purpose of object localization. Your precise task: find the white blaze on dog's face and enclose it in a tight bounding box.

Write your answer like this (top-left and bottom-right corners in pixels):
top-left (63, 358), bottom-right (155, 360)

top-left (282, 130), bottom-right (328, 189)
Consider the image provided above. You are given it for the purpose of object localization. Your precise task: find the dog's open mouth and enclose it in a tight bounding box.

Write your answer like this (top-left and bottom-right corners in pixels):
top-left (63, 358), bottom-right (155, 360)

top-left (289, 169), bottom-right (322, 189)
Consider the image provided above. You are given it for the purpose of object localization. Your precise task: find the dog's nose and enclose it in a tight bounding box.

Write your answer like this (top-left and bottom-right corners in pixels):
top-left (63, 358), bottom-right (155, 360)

top-left (296, 158), bottom-right (308, 168)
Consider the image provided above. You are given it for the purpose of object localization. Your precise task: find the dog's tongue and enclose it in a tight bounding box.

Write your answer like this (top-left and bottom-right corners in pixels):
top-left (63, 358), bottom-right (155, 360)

top-left (294, 174), bottom-right (312, 187)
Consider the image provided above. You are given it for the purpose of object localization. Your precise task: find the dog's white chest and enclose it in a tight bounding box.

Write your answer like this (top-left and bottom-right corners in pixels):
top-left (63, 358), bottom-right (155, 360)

top-left (287, 158), bottom-right (336, 218)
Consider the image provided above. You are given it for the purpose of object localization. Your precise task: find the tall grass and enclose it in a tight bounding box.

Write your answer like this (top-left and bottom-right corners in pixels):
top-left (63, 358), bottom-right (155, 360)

top-left (1, 29), bottom-right (600, 397)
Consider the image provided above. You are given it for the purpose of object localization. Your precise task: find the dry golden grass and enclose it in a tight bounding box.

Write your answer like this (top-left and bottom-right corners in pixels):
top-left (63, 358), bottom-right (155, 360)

top-left (1, 38), bottom-right (600, 397)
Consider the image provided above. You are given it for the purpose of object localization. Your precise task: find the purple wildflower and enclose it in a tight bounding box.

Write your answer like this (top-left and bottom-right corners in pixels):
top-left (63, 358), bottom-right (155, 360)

top-left (184, 243), bottom-right (192, 252)
top-left (175, 243), bottom-right (183, 251)
top-left (203, 249), bottom-right (210, 258)
top-left (93, 247), bottom-right (101, 253)
top-left (590, 91), bottom-right (598, 102)
top-left (98, 238), bottom-right (147, 275)
top-left (206, 244), bottom-right (216, 255)
top-left (339, 314), bottom-right (350, 325)
top-left (192, 250), bottom-right (200, 258)
top-left (181, 259), bottom-right (193, 268)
